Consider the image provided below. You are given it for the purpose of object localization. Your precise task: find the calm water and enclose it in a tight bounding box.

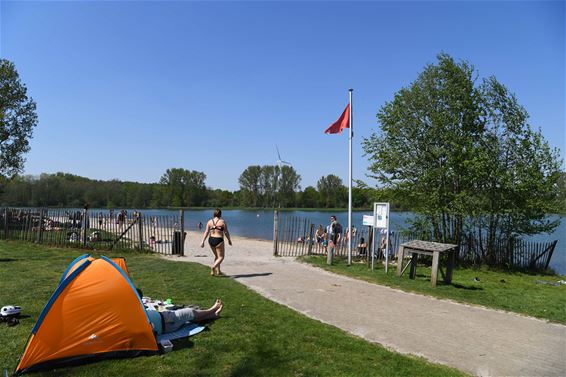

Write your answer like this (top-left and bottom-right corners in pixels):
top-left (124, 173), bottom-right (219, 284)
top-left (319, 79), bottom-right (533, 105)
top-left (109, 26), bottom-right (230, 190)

top-left (134, 209), bottom-right (565, 275)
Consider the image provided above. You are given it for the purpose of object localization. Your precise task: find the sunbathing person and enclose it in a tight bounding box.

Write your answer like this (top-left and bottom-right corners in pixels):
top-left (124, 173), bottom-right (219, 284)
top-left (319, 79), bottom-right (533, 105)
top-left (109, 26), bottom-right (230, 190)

top-left (146, 299), bottom-right (223, 335)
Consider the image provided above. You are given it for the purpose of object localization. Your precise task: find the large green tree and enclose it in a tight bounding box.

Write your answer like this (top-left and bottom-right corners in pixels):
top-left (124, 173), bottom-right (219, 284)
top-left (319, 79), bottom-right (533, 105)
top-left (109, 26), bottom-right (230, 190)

top-left (159, 168), bottom-right (207, 207)
top-left (238, 165), bottom-right (262, 207)
top-left (277, 165), bottom-right (301, 207)
top-left (238, 164), bottom-right (301, 208)
top-left (317, 174), bottom-right (346, 208)
top-left (0, 59), bottom-right (38, 178)
top-left (363, 53), bottom-right (562, 265)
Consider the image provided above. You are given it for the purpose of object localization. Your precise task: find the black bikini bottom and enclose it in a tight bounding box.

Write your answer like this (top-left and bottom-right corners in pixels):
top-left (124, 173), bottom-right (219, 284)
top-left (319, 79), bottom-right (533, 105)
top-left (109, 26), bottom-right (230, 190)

top-left (208, 237), bottom-right (224, 247)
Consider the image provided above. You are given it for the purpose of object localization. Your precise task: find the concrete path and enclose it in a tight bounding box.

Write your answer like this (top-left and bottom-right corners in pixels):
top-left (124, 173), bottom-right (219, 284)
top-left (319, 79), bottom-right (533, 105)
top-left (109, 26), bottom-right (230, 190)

top-left (167, 232), bottom-right (566, 377)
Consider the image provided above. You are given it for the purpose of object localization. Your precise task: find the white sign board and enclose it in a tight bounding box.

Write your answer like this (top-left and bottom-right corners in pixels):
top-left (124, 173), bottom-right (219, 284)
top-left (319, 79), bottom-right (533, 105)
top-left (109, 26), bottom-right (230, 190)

top-left (374, 203), bottom-right (389, 229)
top-left (362, 215), bottom-right (374, 226)
top-left (373, 202), bottom-right (391, 273)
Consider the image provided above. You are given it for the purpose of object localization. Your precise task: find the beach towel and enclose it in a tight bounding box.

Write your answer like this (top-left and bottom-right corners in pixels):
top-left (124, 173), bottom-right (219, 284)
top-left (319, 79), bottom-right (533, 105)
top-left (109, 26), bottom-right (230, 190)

top-left (156, 323), bottom-right (206, 342)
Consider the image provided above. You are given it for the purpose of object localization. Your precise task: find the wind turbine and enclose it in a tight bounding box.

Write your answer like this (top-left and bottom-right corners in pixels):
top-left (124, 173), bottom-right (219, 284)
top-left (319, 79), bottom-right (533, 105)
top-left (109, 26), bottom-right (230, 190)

top-left (275, 146), bottom-right (292, 208)
top-left (276, 145), bottom-right (291, 169)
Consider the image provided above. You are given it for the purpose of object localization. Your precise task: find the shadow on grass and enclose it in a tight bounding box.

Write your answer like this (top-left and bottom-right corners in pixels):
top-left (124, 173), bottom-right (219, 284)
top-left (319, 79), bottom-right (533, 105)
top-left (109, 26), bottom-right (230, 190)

top-left (170, 337), bottom-right (194, 351)
top-left (0, 258), bottom-right (17, 262)
top-left (451, 283), bottom-right (483, 291)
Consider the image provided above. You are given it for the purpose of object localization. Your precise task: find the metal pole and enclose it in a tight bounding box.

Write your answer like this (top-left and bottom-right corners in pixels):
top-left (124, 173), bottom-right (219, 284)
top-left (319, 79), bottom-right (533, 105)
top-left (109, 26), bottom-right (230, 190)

top-left (371, 225), bottom-right (375, 270)
top-left (385, 203), bottom-right (390, 273)
top-left (348, 88), bottom-right (353, 265)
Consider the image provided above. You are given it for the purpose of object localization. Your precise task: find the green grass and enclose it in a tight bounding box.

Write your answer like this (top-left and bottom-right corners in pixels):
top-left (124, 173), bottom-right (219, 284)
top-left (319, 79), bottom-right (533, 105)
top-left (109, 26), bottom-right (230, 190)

top-left (300, 255), bottom-right (566, 324)
top-left (0, 241), bottom-right (466, 377)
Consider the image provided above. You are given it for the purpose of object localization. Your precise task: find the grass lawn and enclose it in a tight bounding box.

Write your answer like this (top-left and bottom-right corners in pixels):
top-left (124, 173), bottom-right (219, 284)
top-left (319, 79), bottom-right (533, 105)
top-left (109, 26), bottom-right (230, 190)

top-left (0, 241), bottom-right (466, 377)
top-left (300, 255), bottom-right (566, 324)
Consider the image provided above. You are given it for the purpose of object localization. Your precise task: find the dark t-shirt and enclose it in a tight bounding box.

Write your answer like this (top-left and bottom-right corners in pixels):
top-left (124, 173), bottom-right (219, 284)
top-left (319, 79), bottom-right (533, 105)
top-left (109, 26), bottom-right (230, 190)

top-left (331, 221), bottom-right (342, 243)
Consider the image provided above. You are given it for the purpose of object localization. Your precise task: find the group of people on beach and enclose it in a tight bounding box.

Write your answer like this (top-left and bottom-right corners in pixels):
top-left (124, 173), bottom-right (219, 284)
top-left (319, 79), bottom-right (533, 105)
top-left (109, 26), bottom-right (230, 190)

top-left (97, 209), bottom-right (131, 227)
top-left (304, 216), bottom-right (358, 253)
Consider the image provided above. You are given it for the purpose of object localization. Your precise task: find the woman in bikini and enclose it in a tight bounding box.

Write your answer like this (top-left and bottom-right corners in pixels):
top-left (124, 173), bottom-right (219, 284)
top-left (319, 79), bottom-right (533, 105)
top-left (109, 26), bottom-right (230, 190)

top-left (200, 208), bottom-right (232, 276)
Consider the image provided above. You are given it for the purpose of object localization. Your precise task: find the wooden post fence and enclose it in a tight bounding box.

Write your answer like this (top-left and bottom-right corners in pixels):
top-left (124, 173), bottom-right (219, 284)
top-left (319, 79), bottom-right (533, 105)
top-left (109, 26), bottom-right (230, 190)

top-left (307, 223), bottom-right (314, 255)
top-left (180, 209), bottom-right (185, 256)
top-left (137, 212), bottom-right (143, 251)
top-left (37, 208), bottom-right (44, 244)
top-left (273, 210), bottom-right (279, 256)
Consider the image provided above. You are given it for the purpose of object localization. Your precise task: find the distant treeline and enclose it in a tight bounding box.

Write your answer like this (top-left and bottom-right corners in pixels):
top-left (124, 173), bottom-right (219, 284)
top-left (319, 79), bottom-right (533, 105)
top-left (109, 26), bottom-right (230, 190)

top-left (0, 169), bottom-right (412, 210)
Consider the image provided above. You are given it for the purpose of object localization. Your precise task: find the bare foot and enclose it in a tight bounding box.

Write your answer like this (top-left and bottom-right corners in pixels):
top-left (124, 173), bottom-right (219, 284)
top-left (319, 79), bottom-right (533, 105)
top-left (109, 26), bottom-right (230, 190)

top-left (211, 298), bottom-right (222, 310)
top-left (209, 299), bottom-right (223, 317)
top-left (214, 301), bottom-right (223, 317)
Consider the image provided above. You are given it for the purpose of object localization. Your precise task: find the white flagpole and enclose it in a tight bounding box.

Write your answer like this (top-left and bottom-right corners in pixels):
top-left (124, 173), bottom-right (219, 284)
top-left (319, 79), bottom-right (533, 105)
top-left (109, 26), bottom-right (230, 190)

top-left (348, 88), bottom-right (353, 265)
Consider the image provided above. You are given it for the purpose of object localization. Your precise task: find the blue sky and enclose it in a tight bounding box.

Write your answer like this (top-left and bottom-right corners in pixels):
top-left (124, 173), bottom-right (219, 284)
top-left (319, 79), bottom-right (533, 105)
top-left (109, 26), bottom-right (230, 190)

top-left (1, 1), bottom-right (564, 191)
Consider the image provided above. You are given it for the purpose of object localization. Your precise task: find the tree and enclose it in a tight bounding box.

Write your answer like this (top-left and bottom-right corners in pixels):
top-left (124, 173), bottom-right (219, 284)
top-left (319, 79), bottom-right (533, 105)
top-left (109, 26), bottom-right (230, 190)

top-left (300, 186), bottom-right (320, 208)
top-left (159, 168), bottom-right (207, 207)
top-left (317, 174), bottom-right (346, 208)
top-left (207, 189), bottom-right (234, 207)
top-left (0, 59), bottom-right (38, 177)
top-left (239, 164), bottom-right (302, 208)
top-left (473, 77), bottom-right (562, 263)
top-left (277, 165), bottom-right (301, 207)
top-left (363, 53), bottom-right (562, 266)
top-left (555, 172), bottom-right (566, 213)
top-left (238, 165), bottom-right (262, 207)
top-left (259, 165), bottom-right (277, 207)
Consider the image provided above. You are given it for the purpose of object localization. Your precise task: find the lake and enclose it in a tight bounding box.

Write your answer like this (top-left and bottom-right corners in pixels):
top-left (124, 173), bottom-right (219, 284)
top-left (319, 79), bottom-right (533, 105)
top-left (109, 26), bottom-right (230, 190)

top-left (135, 208), bottom-right (565, 275)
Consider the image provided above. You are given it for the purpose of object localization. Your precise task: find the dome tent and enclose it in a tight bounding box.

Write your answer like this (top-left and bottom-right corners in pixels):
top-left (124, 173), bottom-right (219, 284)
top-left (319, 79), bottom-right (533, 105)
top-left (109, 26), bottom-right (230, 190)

top-left (15, 254), bottom-right (159, 375)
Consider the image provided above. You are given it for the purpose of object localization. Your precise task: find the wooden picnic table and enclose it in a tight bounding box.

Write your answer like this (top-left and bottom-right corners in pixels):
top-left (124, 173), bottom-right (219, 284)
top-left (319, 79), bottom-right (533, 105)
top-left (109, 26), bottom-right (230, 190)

top-left (396, 240), bottom-right (457, 287)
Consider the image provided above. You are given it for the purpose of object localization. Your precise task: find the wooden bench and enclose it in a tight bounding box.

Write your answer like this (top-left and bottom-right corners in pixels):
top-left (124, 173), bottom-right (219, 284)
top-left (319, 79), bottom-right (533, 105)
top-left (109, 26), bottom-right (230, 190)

top-left (396, 240), bottom-right (457, 287)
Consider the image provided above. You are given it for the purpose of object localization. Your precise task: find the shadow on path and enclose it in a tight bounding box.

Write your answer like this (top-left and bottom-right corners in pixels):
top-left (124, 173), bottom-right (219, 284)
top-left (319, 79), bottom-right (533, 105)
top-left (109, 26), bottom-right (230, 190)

top-left (230, 272), bottom-right (273, 279)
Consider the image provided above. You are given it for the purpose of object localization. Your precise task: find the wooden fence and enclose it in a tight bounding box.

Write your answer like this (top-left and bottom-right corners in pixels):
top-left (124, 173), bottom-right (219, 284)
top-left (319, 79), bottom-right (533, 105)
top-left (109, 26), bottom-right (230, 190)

top-left (459, 234), bottom-right (558, 270)
top-left (273, 212), bottom-right (415, 262)
top-left (273, 211), bottom-right (558, 271)
top-left (0, 207), bottom-right (185, 255)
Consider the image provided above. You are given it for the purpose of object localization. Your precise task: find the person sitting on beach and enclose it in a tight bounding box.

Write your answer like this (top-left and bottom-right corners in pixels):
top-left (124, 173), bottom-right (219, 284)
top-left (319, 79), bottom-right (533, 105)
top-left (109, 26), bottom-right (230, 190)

top-left (315, 225), bottom-right (324, 244)
top-left (357, 237), bottom-right (367, 256)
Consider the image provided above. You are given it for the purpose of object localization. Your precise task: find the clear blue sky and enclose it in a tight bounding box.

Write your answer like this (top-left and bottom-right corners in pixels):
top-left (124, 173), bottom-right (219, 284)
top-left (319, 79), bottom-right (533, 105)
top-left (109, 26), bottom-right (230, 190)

top-left (1, 1), bottom-right (564, 191)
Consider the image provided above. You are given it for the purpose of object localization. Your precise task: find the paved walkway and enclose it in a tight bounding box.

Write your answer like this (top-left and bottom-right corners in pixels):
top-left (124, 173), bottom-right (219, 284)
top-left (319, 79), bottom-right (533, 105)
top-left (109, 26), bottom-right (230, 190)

top-left (167, 233), bottom-right (566, 377)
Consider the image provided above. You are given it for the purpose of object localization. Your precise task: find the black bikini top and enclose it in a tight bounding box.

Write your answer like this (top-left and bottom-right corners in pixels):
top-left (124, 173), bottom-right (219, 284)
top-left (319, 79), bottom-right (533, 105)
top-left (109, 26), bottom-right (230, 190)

top-left (210, 218), bottom-right (224, 232)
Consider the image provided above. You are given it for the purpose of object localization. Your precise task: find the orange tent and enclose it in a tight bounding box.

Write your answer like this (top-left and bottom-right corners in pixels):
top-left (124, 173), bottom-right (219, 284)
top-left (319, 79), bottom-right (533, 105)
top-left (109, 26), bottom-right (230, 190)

top-left (15, 255), bottom-right (158, 375)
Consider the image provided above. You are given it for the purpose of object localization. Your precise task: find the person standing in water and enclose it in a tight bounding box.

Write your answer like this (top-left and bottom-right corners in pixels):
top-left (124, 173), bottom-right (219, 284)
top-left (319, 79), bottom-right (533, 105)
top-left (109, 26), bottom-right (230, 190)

top-left (200, 208), bottom-right (232, 276)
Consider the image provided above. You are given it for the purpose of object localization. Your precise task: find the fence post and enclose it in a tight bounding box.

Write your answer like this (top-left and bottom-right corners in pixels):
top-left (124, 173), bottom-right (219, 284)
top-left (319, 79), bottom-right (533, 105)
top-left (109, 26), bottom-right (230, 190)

top-left (82, 207), bottom-right (88, 246)
top-left (180, 209), bottom-right (185, 256)
top-left (273, 210), bottom-right (278, 256)
top-left (3, 208), bottom-right (7, 240)
top-left (37, 208), bottom-right (44, 243)
top-left (307, 223), bottom-right (314, 255)
top-left (138, 212), bottom-right (143, 251)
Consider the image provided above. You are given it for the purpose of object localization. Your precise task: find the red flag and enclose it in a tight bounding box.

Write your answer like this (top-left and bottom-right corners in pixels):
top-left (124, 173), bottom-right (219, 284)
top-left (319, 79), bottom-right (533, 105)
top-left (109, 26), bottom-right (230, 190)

top-left (324, 104), bottom-right (350, 134)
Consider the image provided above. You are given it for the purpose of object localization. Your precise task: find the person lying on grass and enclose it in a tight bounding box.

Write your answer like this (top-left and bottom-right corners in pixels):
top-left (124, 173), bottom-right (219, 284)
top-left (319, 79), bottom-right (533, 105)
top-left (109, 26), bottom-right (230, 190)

top-left (145, 299), bottom-right (223, 335)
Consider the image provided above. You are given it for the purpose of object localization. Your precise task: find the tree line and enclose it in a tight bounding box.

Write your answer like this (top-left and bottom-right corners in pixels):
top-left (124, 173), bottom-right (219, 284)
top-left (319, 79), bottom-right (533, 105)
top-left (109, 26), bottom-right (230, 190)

top-left (0, 169), bottom-right (411, 210)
